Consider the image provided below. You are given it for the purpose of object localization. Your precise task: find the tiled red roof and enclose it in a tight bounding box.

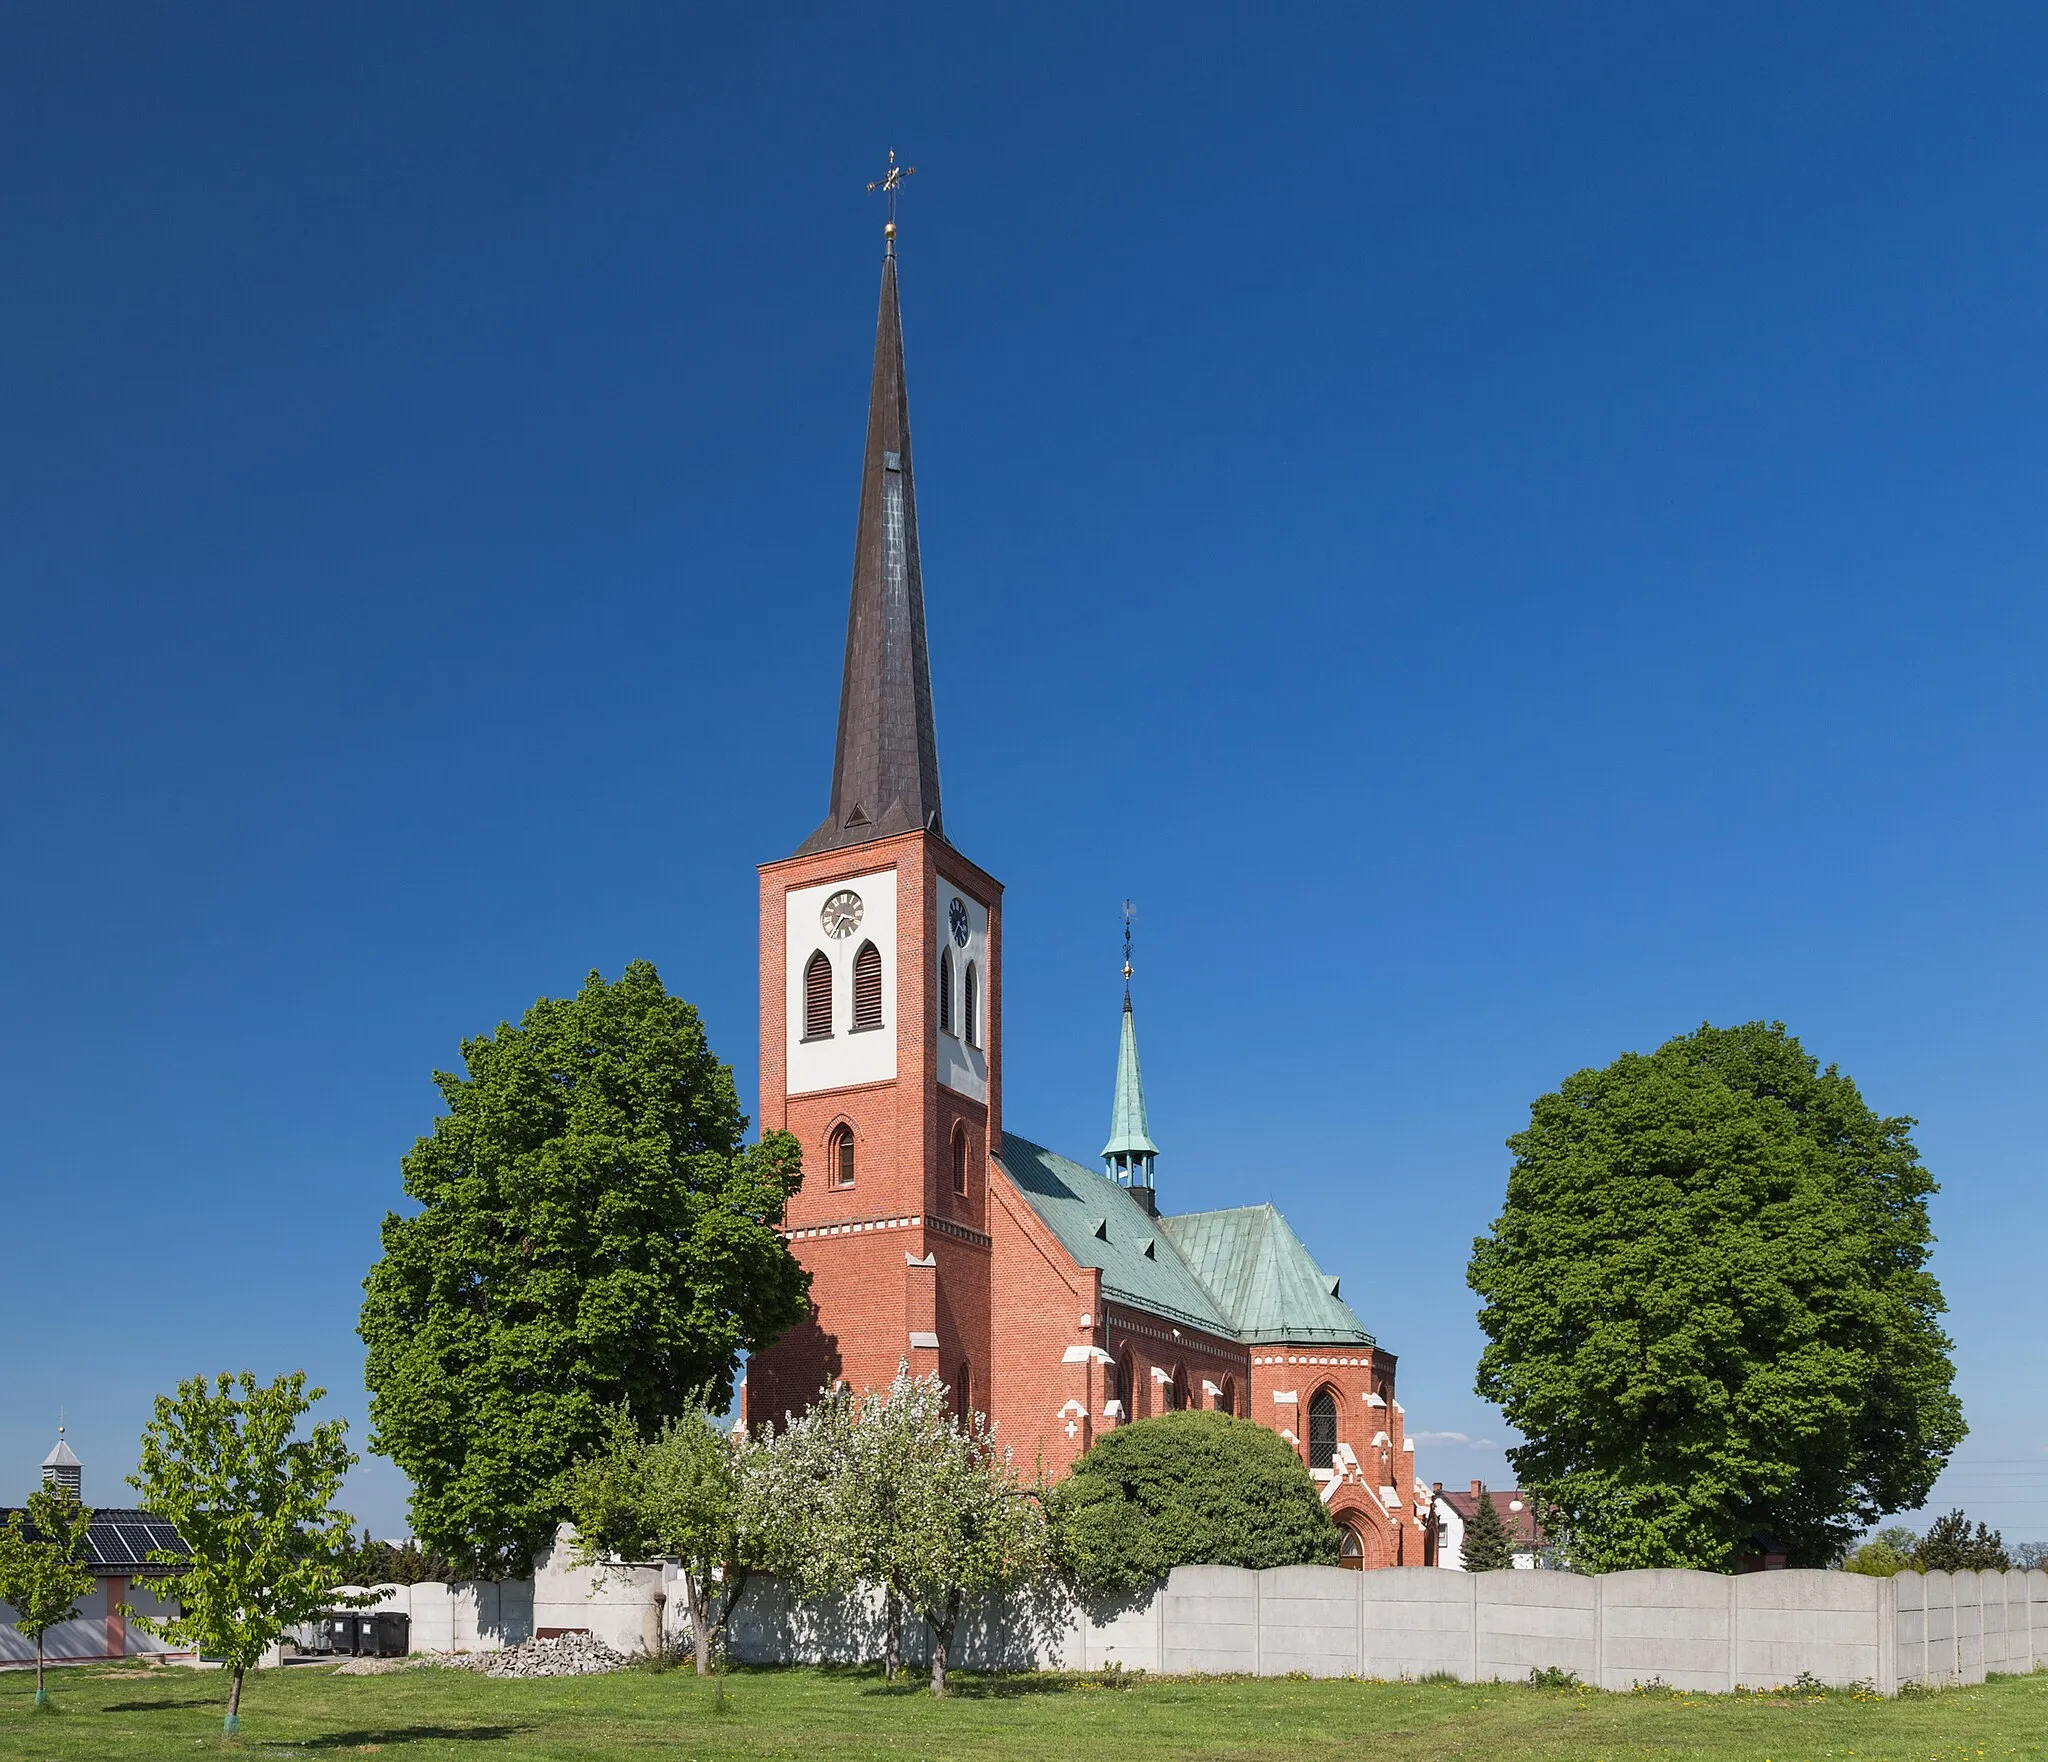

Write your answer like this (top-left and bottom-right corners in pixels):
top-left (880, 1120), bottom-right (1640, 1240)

top-left (1439, 1487), bottom-right (1542, 1547)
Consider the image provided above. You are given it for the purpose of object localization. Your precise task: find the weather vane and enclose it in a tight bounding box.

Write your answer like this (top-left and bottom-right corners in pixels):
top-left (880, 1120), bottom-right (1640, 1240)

top-left (867, 149), bottom-right (917, 251)
top-left (1121, 899), bottom-right (1136, 998)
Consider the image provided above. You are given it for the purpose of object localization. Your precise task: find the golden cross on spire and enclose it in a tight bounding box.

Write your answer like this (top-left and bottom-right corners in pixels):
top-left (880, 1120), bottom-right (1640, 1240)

top-left (867, 149), bottom-right (917, 250)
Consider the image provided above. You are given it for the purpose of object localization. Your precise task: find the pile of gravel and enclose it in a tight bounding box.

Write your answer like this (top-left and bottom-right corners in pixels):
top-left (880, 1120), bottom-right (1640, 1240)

top-left (469, 1633), bottom-right (630, 1678)
top-left (332, 1632), bottom-right (632, 1679)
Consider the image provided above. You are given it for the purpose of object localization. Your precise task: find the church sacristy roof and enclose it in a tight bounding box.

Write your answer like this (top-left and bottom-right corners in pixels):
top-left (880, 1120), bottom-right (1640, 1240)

top-left (1001, 1133), bottom-right (1373, 1347)
top-left (796, 242), bottom-right (944, 856)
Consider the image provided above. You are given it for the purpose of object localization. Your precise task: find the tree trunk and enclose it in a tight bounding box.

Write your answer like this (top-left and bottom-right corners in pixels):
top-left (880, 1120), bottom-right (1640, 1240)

top-left (34, 1635), bottom-right (45, 1705)
top-left (928, 1589), bottom-right (961, 1697)
top-left (225, 1664), bottom-right (245, 1734)
top-left (883, 1587), bottom-right (902, 1680)
top-left (682, 1572), bottom-right (711, 1676)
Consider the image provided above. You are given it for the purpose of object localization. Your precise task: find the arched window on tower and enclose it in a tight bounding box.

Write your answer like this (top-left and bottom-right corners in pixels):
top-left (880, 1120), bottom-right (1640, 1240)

top-left (964, 961), bottom-right (979, 1046)
top-left (852, 941), bottom-right (883, 1032)
top-left (951, 1124), bottom-right (970, 1196)
top-left (829, 1124), bottom-right (855, 1190)
top-left (955, 1361), bottom-right (972, 1423)
top-left (1308, 1387), bottom-right (1339, 1470)
top-left (803, 951), bottom-right (833, 1039)
top-left (938, 947), bottom-right (955, 1034)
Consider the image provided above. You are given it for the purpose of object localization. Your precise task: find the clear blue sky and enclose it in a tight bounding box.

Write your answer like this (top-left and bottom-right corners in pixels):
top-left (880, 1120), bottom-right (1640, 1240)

top-left (3, 3), bottom-right (2042, 1541)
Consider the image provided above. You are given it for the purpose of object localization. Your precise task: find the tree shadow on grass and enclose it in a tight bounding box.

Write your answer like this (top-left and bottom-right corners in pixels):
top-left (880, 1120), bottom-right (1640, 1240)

top-left (103, 1698), bottom-right (212, 1711)
top-left (304, 1725), bottom-right (533, 1748)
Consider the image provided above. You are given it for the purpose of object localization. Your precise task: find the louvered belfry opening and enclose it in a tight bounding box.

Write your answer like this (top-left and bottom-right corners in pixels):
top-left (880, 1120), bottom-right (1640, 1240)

top-left (937, 947), bottom-right (954, 1033)
top-left (1309, 1387), bottom-right (1339, 1470)
top-left (852, 941), bottom-right (883, 1031)
top-left (804, 951), bottom-right (833, 1039)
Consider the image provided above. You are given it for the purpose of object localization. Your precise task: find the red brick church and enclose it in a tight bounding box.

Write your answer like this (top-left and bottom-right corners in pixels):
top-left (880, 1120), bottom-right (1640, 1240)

top-left (742, 218), bottom-right (1429, 1569)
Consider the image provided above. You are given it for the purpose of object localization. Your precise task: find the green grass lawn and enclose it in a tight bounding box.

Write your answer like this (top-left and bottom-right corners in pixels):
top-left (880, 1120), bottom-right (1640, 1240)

top-left (1, 1660), bottom-right (2042, 1761)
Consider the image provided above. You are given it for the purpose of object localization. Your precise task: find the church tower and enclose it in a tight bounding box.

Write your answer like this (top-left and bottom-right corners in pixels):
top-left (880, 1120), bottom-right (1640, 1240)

top-left (745, 216), bottom-right (1002, 1427)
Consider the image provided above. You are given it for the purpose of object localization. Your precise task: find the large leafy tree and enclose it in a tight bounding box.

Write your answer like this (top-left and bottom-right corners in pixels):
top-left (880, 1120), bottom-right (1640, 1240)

top-left (128, 1371), bottom-right (363, 1736)
top-left (361, 962), bottom-right (807, 1578)
top-left (1048, 1410), bottom-right (1339, 1593)
top-left (0, 1484), bottom-right (96, 1707)
top-left (1469, 1021), bottom-right (1964, 1572)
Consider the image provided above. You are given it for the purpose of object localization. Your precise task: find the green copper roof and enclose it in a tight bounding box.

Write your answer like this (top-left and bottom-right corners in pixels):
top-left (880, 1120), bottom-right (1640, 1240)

top-left (1100, 1000), bottom-right (1160, 1161)
top-left (998, 1134), bottom-right (1228, 1333)
top-left (1161, 1204), bottom-right (1374, 1346)
top-left (997, 1136), bottom-right (1373, 1346)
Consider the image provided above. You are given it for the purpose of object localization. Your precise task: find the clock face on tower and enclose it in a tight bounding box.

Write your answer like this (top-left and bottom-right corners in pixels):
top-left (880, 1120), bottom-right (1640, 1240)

top-left (949, 896), bottom-right (970, 946)
top-left (820, 890), bottom-right (864, 938)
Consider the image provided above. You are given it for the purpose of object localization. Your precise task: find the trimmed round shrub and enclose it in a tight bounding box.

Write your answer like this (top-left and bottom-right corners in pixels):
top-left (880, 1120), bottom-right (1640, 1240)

top-left (1049, 1410), bottom-right (1339, 1592)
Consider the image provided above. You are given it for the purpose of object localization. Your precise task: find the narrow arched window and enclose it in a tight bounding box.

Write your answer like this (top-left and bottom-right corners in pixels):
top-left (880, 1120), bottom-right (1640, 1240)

top-left (1115, 1350), bottom-right (1135, 1420)
top-left (1308, 1387), bottom-right (1338, 1470)
top-left (1218, 1377), bottom-right (1238, 1417)
top-left (1338, 1525), bottom-right (1365, 1571)
top-left (938, 947), bottom-right (955, 1034)
top-left (951, 1124), bottom-right (970, 1196)
top-left (963, 961), bottom-right (979, 1046)
top-left (1168, 1366), bottom-right (1190, 1412)
top-left (852, 941), bottom-right (883, 1032)
top-left (955, 1361), bottom-right (972, 1423)
top-left (830, 1124), bottom-right (855, 1190)
top-left (803, 951), bottom-right (833, 1039)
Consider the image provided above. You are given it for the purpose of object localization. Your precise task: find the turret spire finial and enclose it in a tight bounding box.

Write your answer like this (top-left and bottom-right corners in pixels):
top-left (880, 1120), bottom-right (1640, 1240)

top-left (866, 149), bottom-right (917, 255)
top-left (1121, 898), bottom-right (1135, 1004)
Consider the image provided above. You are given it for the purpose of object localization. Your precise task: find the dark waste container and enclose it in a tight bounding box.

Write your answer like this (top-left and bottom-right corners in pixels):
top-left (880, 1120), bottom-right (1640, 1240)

top-left (324, 1611), bottom-right (411, 1657)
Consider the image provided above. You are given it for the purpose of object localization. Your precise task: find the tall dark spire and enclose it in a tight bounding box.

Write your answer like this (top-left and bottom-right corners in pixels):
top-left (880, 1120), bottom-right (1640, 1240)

top-left (797, 233), bottom-right (943, 855)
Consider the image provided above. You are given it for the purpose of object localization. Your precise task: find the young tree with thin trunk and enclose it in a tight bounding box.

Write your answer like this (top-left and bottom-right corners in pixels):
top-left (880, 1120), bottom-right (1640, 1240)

top-left (1459, 1485), bottom-right (1516, 1572)
top-left (761, 1367), bottom-right (1045, 1696)
top-left (566, 1402), bottom-right (769, 1673)
top-left (0, 1484), bottom-right (96, 1707)
top-left (128, 1371), bottom-right (364, 1736)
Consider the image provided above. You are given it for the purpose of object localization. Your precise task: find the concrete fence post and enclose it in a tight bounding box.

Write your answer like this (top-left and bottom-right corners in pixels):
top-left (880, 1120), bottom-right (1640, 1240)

top-left (1725, 1573), bottom-right (1739, 1693)
top-left (1468, 1571), bottom-right (1480, 1683)
top-left (1592, 1570), bottom-right (1605, 1688)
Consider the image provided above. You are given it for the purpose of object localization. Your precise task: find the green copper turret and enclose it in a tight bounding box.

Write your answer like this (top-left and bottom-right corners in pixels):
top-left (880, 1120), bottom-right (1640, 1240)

top-left (1101, 993), bottom-right (1160, 1193)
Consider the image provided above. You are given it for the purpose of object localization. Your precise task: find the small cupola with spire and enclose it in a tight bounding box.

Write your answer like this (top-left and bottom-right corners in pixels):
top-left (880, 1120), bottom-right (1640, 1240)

top-left (1101, 901), bottom-right (1162, 1214)
top-left (41, 1425), bottom-right (82, 1500)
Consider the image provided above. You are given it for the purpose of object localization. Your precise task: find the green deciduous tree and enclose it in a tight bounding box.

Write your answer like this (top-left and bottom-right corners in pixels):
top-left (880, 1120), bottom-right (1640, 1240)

top-left (128, 1371), bottom-right (363, 1736)
top-left (565, 1402), bottom-right (770, 1674)
top-left (1842, 1524), bottom-right (1921, 1577)
top-left (1470, 1021), bottom-right (1965, 1572)
top-left (359, 961), bottom-right (808, 1578)
top-left (762, 1368), bottom-right (1046, 1696)
top-left (1914, 1510), bottom-right (2009, 1572)
top-left (1048, 1410), bottom-right (1339, 1594)
top-left (0, 1484), bottom-right (96, 1707)
top-left (1459, 1485), bottom-right (1516, 1572)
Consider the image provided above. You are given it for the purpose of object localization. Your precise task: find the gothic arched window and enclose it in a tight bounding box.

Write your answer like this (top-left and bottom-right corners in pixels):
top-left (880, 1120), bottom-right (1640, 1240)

top-left (1338, 1525), bottom-right (1365, 1570)
top-left (1169, 1366), bottom-right (1190, 1412)
top-left (829, 1124), bottom-right (855, 1190)
top-left (938, 947), bottom-right (955, 1034)
top-left (1218, 1376), bottom-right (1238, 1417)
top-left (1308, 1386), bottom-right (1339, 1470)
top-left (1115, 1349), bottom-right (1135, 1420)
top-left (803, 951), bottom-right (833, 1040)
top-left (964, 961), bottom-right (980, 1046)
top-left (951, 1124), bottom-right (970, 1196)
top-left (852, 941), bottom-right (883, 1032)
top-left (955, 1361), bottom-right (972, 1423)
